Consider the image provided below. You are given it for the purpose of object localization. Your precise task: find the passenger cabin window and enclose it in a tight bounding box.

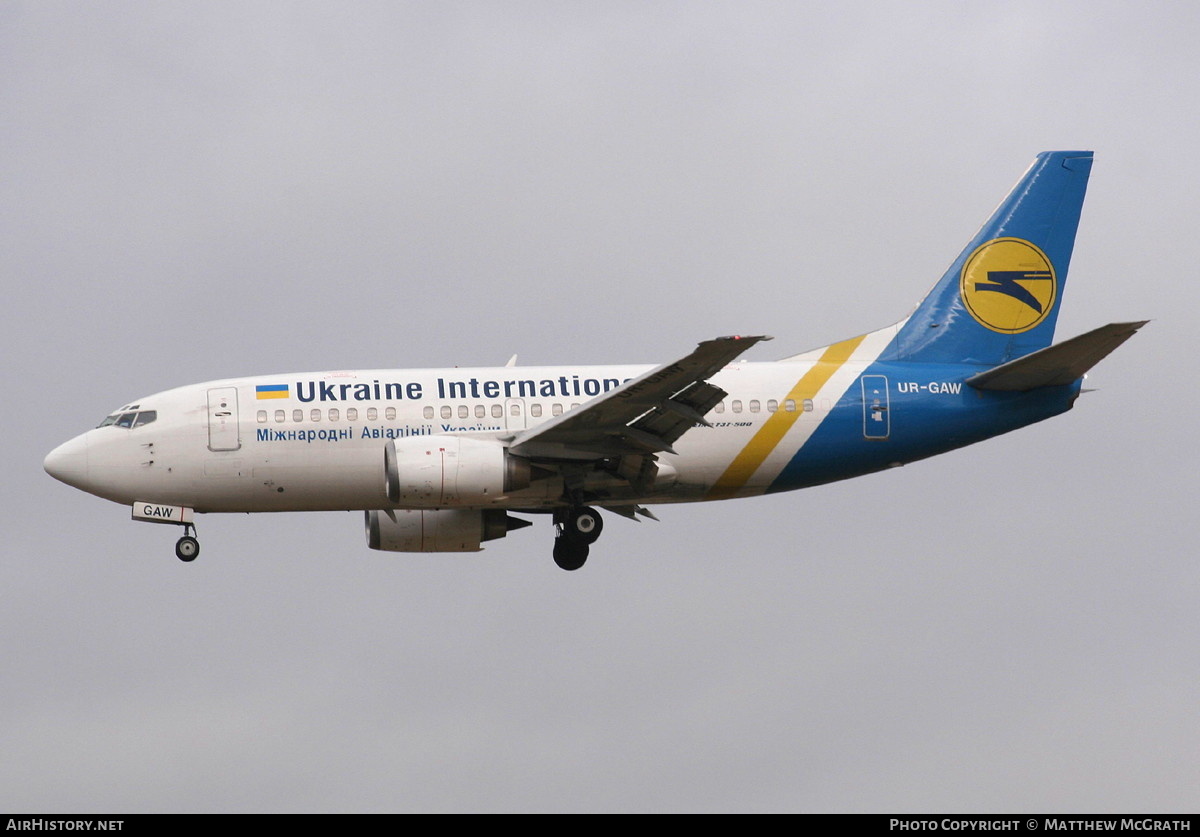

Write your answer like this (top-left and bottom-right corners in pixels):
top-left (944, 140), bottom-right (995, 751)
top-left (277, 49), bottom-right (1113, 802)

top-left (530, 404), bottom-right (542, 418)
top-left (423, 406), bottom-right (434, 419)
top-left (329, 408), bottom-right (340, 422)
top-left (367, 407), bottom-right (378, 421)
top-left (441, 406), bottom-right (452, 419)
top-left (293, 409), bottom-right (304, 422)
top-left (385, 407), bottom-right (397, 421)
top-left (346, 408), bottom-right (358, 421)
top-left (257, 410), bottom-right (268, 423)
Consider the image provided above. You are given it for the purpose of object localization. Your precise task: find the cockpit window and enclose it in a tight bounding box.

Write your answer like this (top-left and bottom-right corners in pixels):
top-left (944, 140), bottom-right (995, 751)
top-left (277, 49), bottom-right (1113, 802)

top-left (97, 410), bottom-right (157, 429)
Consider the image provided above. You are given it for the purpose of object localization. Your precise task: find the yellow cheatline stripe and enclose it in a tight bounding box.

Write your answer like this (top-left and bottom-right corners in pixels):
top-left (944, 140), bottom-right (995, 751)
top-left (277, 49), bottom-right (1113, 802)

top-left (707, 334), bottom-right (867, 500)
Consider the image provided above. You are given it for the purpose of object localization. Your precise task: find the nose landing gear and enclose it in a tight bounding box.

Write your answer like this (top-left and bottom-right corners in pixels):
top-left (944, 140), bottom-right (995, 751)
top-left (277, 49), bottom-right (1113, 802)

top-left (174, 524), bottom-right (200, 562)
top-left (130, 502), bottom-right (201, 563)
top-left (552, 506), bottom-right (604, 571)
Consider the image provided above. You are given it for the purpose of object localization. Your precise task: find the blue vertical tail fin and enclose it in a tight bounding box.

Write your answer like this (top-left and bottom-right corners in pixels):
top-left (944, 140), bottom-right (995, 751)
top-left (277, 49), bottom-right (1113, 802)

top-left (886, 151), bottom-right (1093, 365)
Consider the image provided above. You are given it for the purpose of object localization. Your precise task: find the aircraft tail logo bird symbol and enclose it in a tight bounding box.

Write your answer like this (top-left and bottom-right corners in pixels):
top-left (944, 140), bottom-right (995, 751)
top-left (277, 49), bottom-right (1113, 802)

top-left (975, 269), bottom-right (1052, 313)
top-left (960, 238), bottom-right (1057, 334)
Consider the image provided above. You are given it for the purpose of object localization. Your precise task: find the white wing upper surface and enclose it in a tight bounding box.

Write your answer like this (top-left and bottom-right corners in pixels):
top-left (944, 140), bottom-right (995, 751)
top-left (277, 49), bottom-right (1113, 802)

top-left (507, 335), bottom-right (770, 461)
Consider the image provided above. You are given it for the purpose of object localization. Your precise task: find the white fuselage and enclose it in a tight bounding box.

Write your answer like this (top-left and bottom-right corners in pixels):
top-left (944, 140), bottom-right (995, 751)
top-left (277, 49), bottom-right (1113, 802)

top-left (45, 356), bottom-right (866, 514)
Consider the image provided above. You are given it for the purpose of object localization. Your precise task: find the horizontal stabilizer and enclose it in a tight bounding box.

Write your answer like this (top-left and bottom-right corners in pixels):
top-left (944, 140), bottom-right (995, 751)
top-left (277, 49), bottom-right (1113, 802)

top-left (966, 321), bottom-right (1147, 392)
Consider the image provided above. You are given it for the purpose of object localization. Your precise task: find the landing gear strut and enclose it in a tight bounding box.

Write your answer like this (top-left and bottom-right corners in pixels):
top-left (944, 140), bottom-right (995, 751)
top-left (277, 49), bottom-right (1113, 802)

top-left (553, 506), bottom-right (603, 571)
top-left (174, 524), bottom-right (200, 562)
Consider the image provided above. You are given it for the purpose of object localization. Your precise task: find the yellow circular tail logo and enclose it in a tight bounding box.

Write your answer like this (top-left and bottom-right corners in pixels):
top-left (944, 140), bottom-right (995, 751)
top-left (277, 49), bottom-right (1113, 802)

top-left (960, 238), bottom-right (1056, 333)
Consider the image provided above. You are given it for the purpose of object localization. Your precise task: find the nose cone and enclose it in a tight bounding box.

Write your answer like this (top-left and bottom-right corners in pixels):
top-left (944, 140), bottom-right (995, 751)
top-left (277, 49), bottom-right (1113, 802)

top-left (44, 434), bottom-right (89, 489)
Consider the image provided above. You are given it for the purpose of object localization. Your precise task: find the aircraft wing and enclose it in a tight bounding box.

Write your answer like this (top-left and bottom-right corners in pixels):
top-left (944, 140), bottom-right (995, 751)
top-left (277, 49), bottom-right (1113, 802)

top-left (507, 335), bottom-right (771, 461)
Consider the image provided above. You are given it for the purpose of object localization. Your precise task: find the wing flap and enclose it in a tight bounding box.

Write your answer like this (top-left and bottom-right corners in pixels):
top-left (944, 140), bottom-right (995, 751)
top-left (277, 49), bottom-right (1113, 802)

top-left (509, 335), bottom-right (770, 461)
top-left (966, 321), bottom-right (1147, 392)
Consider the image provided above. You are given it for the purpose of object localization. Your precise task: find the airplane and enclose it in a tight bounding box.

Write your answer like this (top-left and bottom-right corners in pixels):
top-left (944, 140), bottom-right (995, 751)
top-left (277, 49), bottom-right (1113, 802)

top-left (44, 151), bottom-right (1145, 571)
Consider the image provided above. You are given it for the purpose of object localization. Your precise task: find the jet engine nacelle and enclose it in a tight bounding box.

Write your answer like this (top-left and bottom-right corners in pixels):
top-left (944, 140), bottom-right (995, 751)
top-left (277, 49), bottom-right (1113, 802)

top-left (384, 436), bottom-right (531, 507)
top-left (365, 508), bottom-right (530, 552)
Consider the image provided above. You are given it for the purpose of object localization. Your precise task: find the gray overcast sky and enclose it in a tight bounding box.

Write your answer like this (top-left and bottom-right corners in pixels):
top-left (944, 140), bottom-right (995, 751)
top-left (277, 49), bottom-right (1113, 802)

top-left (3, 1), bottom-right (1197, 813)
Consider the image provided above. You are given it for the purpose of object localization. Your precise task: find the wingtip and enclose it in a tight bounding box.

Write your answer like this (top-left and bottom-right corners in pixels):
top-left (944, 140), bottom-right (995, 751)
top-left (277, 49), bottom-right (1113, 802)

top-left (1110, 320), bottom-right (1150, 335)
top-left (719, 334), bottom-right (773, 342)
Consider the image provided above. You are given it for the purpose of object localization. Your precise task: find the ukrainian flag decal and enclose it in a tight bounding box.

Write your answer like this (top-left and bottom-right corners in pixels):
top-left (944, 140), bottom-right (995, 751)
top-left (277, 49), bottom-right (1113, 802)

top-left (256, 384), bottom-right (290, 400)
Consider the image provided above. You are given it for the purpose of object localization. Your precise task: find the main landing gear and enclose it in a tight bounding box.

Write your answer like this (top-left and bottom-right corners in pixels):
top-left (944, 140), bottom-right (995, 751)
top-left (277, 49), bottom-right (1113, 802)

top-left (552, 506), bottom-right (604, 571)
top-left (174, 524), bottom-right (200, 562)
